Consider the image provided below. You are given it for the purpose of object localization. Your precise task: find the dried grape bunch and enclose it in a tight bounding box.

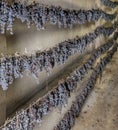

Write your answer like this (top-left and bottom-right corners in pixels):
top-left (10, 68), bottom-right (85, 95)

top-left (0, 23), bottom-right (118, 90)
top-left (0, 0), bottom-right (117, 34)
top-left (2, 37), bottom-right (117, 130)
top-left (101, 11), bottom-right (117, 21)
top-left (54, 43), bottom-right (118, 130)
top-left (101, 0), bottom-right (118, 8)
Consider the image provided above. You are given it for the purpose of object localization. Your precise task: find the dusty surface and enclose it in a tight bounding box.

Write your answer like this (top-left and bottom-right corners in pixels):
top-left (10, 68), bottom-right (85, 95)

top-left (72, 48), bottom-right (118, 130)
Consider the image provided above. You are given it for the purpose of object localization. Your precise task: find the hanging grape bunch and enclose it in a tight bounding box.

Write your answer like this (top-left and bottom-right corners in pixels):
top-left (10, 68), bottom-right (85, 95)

top-left (0, 23), bottom-right (118, 90)
top-left (2, 41), bottom-right (117, 130)
top-left (101, 0), bottom-right (118, 8)
top-left (0, 0), bottom-right (117, 34)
